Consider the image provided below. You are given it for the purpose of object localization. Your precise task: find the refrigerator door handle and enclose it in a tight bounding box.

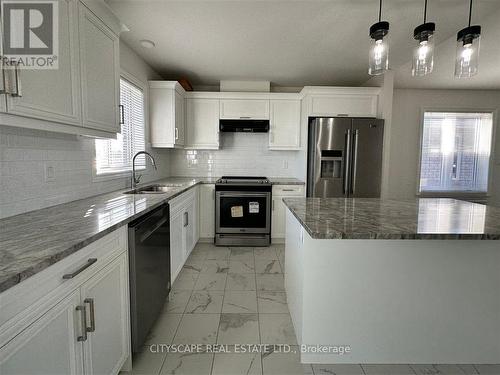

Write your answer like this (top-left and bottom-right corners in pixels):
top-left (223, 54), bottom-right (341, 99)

top-left (343, 129), bottom-right (351, 196)
top-left (351, 129), bottom-right (359, 195)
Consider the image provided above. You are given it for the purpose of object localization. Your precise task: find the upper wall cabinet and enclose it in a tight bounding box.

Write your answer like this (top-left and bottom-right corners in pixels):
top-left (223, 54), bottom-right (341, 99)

top-left (220, 99), bottom-right (269, 120)
top-left (185, 98), bottom-right (220, 149)
top-left (78, 1), bottom-right (120, 133)
top-left (269, 99), bottom-right (301, 150)
top-left (4, 0), bottom-right (81, 127)
top-left (150, 81), bottom-right (186, 148)
top-left (304, 87), bottom-right (380, 118)
top-left (0, 0), bottom-right (121, 138)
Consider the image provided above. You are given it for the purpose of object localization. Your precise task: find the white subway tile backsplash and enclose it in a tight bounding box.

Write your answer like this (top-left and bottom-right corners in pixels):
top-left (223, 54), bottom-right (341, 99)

top-left (0, 125), bottom-right (170, 219)
top-left (170, 133), bottom-right (302, 178)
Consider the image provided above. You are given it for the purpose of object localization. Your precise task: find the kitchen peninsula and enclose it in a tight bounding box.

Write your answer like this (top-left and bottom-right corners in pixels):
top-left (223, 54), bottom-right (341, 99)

top-left (283, 198), bottom-right (500, 365)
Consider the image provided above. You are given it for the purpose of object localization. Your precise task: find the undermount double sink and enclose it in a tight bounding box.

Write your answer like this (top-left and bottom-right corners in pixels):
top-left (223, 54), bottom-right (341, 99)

top-left (124, 183), bottom-right (185, 194)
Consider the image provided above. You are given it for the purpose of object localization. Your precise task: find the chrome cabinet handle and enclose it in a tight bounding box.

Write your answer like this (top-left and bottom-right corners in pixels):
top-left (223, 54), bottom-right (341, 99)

top-left (84, 298), bottom-right (96, 332)
top-left (184, 211), bottom-right (188, 227)
top-left (239, 116), bottom-right (251, 119)
top-left (272, 200), bottom-right (275, 211)
top-left (282, 189), bottom-right (295, 192)
top-left (76, 305), bottom-right (88, 342)
top-left (63, 258), bottom-right (97, 279)
top-left (175, 127), bottom-right (179, 140)
top-left (10, 64), bottom-right (22, 97)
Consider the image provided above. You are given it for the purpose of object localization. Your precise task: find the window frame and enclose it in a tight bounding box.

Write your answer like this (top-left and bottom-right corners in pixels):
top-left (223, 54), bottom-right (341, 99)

top-left (416, 107), bottom-right (497, 199)
top-left (92, 69), bottom-right (150, 182)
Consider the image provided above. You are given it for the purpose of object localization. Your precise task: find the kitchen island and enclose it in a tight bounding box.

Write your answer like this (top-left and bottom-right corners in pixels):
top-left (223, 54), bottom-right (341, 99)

top-left (282, 198), bottom-right (500, 365)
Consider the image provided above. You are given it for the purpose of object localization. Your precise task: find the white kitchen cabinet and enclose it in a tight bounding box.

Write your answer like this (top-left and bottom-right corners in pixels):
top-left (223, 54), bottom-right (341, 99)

top-left (81, 254), bottom-right (129, 375)
top-left (4, 0), bottom-right (81, 126)
top-left (0, 290), bottom-right (83, 375)
top-left (78, 1), bottom-right (120, 133)
top-left (170, 211), bottom-right (185, 282)
top-left (199, 184), bottom-right (215, 240)
top-left (269, 100), bottom-right (301, 150)
top-left (150, 81), bottom-right (186, 148)
top-left (0, 227), bottom-right (130, 375)
top-left (220, 99), bottom-right (269, 120)
top-left (272, 185), bottom-right (305, 241)
top-left (169, 187), bottom-right (199, 282)
top-left (308, 93), bottom-right (378, 118)
top-left (185, 98), bottom-right (220, 149)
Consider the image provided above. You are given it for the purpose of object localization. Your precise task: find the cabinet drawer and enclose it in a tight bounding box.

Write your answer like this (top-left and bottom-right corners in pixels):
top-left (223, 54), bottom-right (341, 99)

top-left (272, 185), bottom-right (305, 197)
top-left (0, 226), bottom-right (127, 346)
top-left (220, 99), bottom-right (270, 120)
top-left (169, 186), bottom-right (197, 216)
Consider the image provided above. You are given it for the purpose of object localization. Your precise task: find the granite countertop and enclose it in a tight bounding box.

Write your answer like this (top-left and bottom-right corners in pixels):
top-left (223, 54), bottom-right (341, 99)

top-left (0, 177), bottom-right (217, 293)
top-left (283, 198), bottom-right (500, 240)
top-left (0, 175), bottom-right (303, 293)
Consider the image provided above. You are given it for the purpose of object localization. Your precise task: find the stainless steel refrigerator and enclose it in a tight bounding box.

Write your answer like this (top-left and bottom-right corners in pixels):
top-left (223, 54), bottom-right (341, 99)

top-left (307, 117), bottom-right (384, 198)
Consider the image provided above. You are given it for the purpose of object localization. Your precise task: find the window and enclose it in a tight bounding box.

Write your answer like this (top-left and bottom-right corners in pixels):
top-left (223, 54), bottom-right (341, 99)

top-left (419, 111), bottom-right (493, 194)
top-left (95, 78), bottom-right (145, 175)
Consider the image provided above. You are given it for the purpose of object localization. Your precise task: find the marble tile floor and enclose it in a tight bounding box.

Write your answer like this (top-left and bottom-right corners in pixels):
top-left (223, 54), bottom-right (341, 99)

top-left (126, 243), bottom-right (500, 375)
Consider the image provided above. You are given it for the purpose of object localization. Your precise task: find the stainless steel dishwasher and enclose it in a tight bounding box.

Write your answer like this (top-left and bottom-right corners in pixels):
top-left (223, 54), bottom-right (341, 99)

top-left (128, 204), bottom-right (170, 353)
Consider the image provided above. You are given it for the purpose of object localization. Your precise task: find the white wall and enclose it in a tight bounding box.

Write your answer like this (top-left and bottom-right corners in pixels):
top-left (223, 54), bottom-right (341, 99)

top-left (170, 132), bottom-right (302, 178)
top-left (0, 41), bottom-right (169, 219)
top-left (387, 89), bottom-right (500, 205)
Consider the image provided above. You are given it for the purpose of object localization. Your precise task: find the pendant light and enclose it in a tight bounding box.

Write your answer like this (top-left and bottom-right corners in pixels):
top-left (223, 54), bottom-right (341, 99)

top-left (368, 0), bottom-right (390, 76)
top-left (412, 0), bottom-right (435, 77)
top-left (455, 0), bottom-right (481, 78)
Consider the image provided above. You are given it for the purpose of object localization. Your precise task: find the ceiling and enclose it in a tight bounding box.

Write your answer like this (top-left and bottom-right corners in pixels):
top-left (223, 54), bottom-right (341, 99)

top-left (106, 0), bottom-right (500, 89)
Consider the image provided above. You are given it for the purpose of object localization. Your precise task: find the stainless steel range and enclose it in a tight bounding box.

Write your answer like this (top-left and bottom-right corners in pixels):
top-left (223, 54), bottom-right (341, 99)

top-left (215, 176), bottom-right (272, 247)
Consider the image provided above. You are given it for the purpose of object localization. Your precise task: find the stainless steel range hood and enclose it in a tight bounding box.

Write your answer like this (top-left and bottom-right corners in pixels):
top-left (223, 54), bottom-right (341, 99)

top-left (219, 119), bottom-right (269, 133)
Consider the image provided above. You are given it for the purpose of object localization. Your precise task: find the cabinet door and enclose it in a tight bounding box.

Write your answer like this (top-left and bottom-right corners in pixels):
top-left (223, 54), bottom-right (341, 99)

top-left (81, 253), bottom-right (130, 375)
top-left (271, 196), bottom-right (286, 239)
top-left (174, 92), bottom-right (185, 146)
top-left (199, 184), bottom-right (215, 239)
top-left (269, 100), bottom-right (301, 150)
top-left (78, 3), bottom-right (120, 133)
top-left (185, 98), bottom-right (220, 149)
top-left (0, 290), bottom-right (84, 375)
top-left (309, 94), bottom-right (378, 118)
top-left (170, 211), bottom-right (185, 282)
top-left (184, 199), bottom-right (197, 257)
top-left (220, 99), bottom-right (269, 119)
top-left (5, 0), bottom-right (81, 126)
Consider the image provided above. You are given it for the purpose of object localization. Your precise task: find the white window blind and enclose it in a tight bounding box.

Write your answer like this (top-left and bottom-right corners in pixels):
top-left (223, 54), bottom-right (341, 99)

top-left (419, 111), bottom-right (493, 193)
top-left (95, 78), bottom-right (146, 175)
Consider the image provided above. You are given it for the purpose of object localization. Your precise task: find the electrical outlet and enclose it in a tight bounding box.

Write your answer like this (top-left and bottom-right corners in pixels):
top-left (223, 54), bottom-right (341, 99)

top-left (283, 160), bottom-right (288, 169)
top-left (45, 164), bottom-right (55, 182)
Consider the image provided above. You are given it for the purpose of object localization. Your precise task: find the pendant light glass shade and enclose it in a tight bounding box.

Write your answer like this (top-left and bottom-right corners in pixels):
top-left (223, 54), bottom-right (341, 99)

top-left (412, 23), bottom-right (435, 76)
top-left (454, 26), bottom-right (481, 78)
top-left (368, 21), bottom-right (390, 76)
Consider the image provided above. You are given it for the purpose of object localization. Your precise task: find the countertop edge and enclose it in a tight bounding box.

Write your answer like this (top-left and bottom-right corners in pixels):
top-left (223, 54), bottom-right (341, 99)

top-left (282, 198), bottom-right (500, 241)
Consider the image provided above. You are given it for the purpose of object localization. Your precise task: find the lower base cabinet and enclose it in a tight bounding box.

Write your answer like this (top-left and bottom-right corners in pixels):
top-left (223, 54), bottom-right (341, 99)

top-left (169, 187), bottom-right (200, 283)
top-left (0, 228), bottom-right (130, 375)
top-left (0, 290), bottom-right (83, 375)
top-left (272, 185), bottom-right (305, 241)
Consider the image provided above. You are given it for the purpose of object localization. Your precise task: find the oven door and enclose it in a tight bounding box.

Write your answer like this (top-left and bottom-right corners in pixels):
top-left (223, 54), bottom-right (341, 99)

top-left (216, 191), bottom-right (271, 234)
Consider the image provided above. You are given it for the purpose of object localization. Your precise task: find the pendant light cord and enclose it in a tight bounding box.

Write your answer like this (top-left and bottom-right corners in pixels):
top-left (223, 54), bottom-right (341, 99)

top-left (378, 0), bottom-right (382, 22)
top-left (423, 0), bottom-right (428, 23)
top-left (468, 0), bottom-right (473, 27)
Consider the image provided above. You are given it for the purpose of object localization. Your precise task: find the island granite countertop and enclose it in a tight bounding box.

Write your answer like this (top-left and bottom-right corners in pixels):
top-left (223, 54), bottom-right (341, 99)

top-left (283, 197), bottom-right (500, 240)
